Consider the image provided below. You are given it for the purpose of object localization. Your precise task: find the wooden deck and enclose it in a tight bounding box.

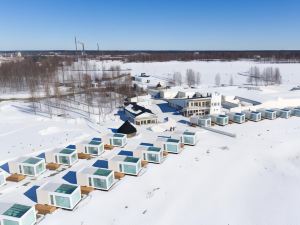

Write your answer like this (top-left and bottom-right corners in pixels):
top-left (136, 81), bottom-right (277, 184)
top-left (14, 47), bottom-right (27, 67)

top-left (104, 144), bottom-right (114, 150)
top-left (114, 171), bottom-right (125, 179)
top-left (6, 174), bottom-right (26, 182)
top-left (35, 204), bottom-right (57, 215)
top-left (80, 186), bottom-right (94, 195)
top-left (141, 160), bottom-right (148, 168)
top-left (46, 163), bottom-right (60, 170)
top-left (78, 153), bottom-right (92, 160)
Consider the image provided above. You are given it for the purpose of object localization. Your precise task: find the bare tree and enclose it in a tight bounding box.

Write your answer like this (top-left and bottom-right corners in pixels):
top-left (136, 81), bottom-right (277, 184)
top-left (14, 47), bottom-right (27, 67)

top-left (196, 72), bottom-right (201, 86)
top-left (173, 72), bottom-right (182, 86)
top-left (186, 69), bottom-right (196, 87)
top-left (215, 74), bottom-right (221, 86)
top-left (274, 68), bottom-right (282, 84)
top-left (229, 75), bottom-right (234, 86)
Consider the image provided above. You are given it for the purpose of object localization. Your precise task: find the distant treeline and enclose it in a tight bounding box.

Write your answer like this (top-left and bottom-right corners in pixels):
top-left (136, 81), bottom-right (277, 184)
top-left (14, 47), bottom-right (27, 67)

top-left (2, 50), bottom-right (300, 62)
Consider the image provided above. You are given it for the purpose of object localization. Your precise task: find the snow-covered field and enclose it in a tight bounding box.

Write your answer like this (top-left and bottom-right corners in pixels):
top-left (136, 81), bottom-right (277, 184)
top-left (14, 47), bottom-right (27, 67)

top-left (0, 60), bottom-right (300, 225)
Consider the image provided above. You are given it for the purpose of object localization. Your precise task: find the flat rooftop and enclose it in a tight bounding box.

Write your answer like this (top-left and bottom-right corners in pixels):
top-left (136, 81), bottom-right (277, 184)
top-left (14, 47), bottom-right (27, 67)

top-left (23, 157), bottom-right (43, 165)
top-left (113, 133), bottom-right (126, 138)
top-left (55, 184), bottom-right (78, 194)
top-left (167, 138), bottom-right (180, 143)
top-left (124, 157), bottom-right (140, 163)
top-left (88, 140), bottom-right (102, 145)
top-left (60, 148), bottom-right (76, 155)
top-left (183, 131), bottom-right (196, 136)
top-left (3, 204), bottom-right (31, 218)
top-left (94, 168), bottom-right (113, 177)
top-left (40, 182), bottom-right (78, 194)
top-left (147, 146), bottom-right (162, 152)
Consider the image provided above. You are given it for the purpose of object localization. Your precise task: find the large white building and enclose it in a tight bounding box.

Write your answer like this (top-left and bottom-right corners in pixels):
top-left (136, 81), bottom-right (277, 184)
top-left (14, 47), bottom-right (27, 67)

top-left (160, 89), bottom-right (221, 117)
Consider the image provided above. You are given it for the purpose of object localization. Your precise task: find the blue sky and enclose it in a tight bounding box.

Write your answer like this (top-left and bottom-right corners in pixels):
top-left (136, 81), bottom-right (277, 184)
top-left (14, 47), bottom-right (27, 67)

top-left (0, 0), bottom-right (299, 50)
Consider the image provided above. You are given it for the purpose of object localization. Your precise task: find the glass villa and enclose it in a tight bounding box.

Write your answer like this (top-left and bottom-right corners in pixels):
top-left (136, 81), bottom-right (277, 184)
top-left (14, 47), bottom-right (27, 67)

top-left (76, 167), bottom-right (115, 191)
top-left (36, 182), bottom-right (81, 210)
top-left (275, 108), bottom-right (291, 119)
top-left (45, 148), bottom-right (78, 166)
top-left (135, 146), bottom-right (165, 164)
top-left (211, 114), bottom-right (229, 126)
top-left (244, 110), bottom-right (261, 122)
top-left (0, 202), bottom-right (36, 225)
top-left (292, 107), bottom-right (300, 117)
top-left (190, 115), bottom-right (211, 127)
top-left (78, 138), bottom-right (104, 156)
top-left (258, 109), bottom-right (277, 120)
top-left (8, 157), bottom-right (46, 177)
top-left (228, 112), bottom-right (246, 124)
top-left (109, 133), bottom-right (127, 147)
top-left (181, 131), bottom-right (198, 146)
top-left (162, 138), bottom-right (181, 154)
top-left (109, 155), bottom-right (142, 176)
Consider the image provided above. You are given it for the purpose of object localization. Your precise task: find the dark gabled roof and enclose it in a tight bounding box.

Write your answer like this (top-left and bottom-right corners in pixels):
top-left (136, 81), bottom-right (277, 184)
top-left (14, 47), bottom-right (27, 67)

top-left (117, 120), bottom-right (137, 135)
top-left (124, 102), bottom-right (154, 117)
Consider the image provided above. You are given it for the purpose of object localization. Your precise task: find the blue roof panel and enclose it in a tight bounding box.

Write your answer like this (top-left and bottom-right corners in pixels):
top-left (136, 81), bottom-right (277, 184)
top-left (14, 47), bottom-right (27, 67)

top-left (140, 143), bottom-right (154, 147)
top-left (36, 152), bottom-right (46, 159)
top-left (0, 163), bottom-right (9, 173)
top-left (24, 185), bottom-right (40, 203)
top-left (66, 145), bottom-right (76, 150)
top-left (62, 171), bottom-right (77, 184)
top-left (93, 160), bottom-right (108, 169)
top-left (118, 150), bottom-right (133, 157)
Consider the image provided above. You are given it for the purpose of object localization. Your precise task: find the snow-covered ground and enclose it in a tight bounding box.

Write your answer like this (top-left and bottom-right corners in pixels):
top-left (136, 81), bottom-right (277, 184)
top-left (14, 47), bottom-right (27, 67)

top-left (0, 60), bottom-right (299, 225)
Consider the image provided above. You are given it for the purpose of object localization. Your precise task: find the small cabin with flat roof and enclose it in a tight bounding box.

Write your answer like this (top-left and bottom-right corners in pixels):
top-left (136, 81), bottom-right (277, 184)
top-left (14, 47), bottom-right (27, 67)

top-left (45, 148), bottom-right (78, 166)
top-left (292, 107), bottom-right (300, 116)
top-left (109, 155), bottom-right (142, 176)
top-left (36, 182), bottom-right (81, 210)
top-left (258, 109), bottom-right (276, 120)
top-left (228, 112), bottom-right (246, 124)
top-left (274, 108), bottom-right (291, 119)
top-left (181, 131), bottom-right (198, 146)
top-left (76, 167), bottom-right (115, 191)
top-left (0, 202), bottom-right (36, 225)
top-left (190, 115), bottom-right (211, 127)
top-left (162, 138), bottom-right (182, 154)
top-left (77, 138), bottom-right (104, 156)
top-left (211, 114), bottom-right (229, 126)
top-left (109, 133), bottom-right (127, 147)
top-left (132, 145), bottom-right (165, 164)
top-left (8, 157), bottom-right (46, 177)
top-left (243, 110), bottom-right (261, 122)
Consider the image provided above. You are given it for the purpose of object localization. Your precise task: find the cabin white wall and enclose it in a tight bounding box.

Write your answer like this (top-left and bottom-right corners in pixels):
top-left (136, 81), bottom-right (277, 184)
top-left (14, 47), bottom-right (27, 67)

top-left (45, 152), bottom-right (55, 163)
top-left (109, 161), bottom-right (120, 172)
top-left (36, 189), bottom-right (49, 205)
top-left (76, 172), bottom-right (88, 186)
top-left (76, 144), bottom-right (85, 154)
top-left (8, 161), bottom-right (19, 174)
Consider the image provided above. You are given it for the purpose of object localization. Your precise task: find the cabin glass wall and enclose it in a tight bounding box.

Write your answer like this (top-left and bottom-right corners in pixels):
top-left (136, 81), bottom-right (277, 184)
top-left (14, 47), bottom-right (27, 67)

top-left (123, 164), bottom-right (137, 175)
top-left (93, 177), bottom-right (107, 189)
top-left (147, 153), bottom-right (159, 163)
top-left (55, 195), bottom-right (71, 208)
top-left (23, 165), bottom-right (35, 176)
top-left (59, 155), bottom-right (70, 165)
top-left (167, 144), bottom-right (178, 153)
top-left (3, 219), bottom-right (19, 225)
